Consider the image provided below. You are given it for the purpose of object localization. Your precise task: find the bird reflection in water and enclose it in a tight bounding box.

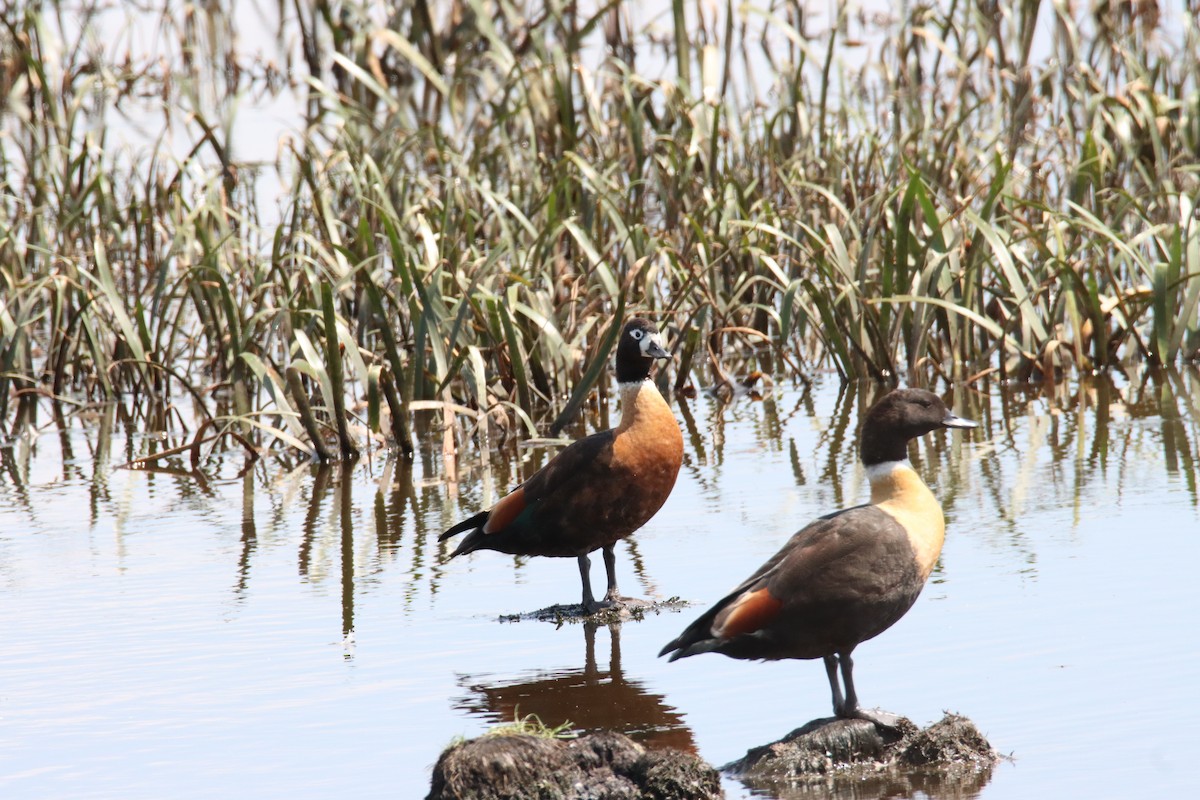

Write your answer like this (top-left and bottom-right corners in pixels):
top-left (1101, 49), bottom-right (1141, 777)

top-left (738, 764), bottom-right (993, 800)
top-left (453, 622), bottom-right (696, 753)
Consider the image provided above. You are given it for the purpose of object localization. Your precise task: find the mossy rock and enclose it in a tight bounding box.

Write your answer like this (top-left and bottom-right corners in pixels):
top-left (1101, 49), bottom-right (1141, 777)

top-left (724, 712), bottom-right (999, 798)
top-left (899, 713), bottom-right (997, 768)
top-left (427, 730), bottom-right (722, 800)
top-left (430, 713), bottom-right (999, 799)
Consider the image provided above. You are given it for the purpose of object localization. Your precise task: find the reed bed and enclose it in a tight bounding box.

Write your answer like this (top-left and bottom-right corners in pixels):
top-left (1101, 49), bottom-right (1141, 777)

top-left (1, 0), bottom-right (1198, 461)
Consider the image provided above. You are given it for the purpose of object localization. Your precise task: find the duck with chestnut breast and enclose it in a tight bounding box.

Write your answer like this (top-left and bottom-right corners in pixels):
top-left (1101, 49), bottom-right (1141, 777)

top-left (441, 318), bottom-right (684, 614)
top-left (659, 388), bottom-right (977, 720)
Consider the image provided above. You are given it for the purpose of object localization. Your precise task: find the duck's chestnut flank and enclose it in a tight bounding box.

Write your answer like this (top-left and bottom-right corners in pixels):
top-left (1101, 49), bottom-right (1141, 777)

top-left (659, 388), bottom-right (978, 721)
top-left (440, 318), bottom-right (684, 613)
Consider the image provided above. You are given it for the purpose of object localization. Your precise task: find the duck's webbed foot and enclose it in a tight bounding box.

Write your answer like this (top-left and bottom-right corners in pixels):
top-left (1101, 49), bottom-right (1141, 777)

top-left (845, 707), bottom-right (905, 729)
top-left (580, 546), bottom-right (653, 615)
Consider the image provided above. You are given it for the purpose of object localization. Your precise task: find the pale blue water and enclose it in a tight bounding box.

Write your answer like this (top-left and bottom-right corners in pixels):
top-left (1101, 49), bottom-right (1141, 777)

top-left (1, 373), bottom-right (1198, 798)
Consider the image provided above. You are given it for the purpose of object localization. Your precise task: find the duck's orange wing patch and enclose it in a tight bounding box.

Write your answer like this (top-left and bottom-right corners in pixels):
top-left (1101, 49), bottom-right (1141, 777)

top-left (713, 587), bottom-right (783, 638)
top-left (483, 486), bottom-right (526, 534)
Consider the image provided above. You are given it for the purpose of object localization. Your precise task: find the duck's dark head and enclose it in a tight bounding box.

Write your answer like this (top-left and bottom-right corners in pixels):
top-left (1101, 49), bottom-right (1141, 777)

top-left (859, 388), bottom-right (978, 466)
top-left (615, 318), bottom-right (670, 383)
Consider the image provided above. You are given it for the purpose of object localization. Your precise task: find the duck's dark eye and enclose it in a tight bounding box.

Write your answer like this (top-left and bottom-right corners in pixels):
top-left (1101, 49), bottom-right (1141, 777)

top-left (630, 329), bottom-right (644, 341)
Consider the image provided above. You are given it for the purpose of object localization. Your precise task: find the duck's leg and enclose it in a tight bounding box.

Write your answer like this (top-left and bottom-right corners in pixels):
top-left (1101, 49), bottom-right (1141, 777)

top-left (601, 543), bottom-right (621, 603)
top-left (578, 553), bottom-right (604, 613)
top-left (823, 654), bottom-right (846, 717)
top-left (837, 649), bottom-right (903, 727)
top-left (836, 651), bottom-right (860, 718)
top-left (587, 544), bottom-right (649, 613)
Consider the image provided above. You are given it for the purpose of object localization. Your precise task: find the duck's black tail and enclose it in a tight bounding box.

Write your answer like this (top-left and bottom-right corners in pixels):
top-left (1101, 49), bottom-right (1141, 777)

top-left (439, 511), bottom-right (489, 558)
top-left (658, 602), bottom-right (728, 661)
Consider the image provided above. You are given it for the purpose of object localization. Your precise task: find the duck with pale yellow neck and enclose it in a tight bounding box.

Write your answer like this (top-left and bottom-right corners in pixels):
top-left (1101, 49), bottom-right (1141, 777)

top-left (660, 388), bottom-right (977, 721)
top-left (441, 318), bottom-right (684, 614)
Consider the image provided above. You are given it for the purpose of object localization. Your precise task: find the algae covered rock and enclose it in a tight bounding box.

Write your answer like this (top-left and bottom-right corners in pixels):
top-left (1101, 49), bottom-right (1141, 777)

top-left (429, 712), bottom-right (999, 799)
top-left (724, 712), bottom-right (999, 798)
top-left (899, 713), bottom-right (997, 768)
top-left (427, 729), bottom-right (722, 800)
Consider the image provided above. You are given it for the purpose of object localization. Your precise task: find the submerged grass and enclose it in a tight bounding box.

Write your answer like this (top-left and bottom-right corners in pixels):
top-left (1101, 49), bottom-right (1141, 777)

top-left (1, 0), bottom-right (1199, 461)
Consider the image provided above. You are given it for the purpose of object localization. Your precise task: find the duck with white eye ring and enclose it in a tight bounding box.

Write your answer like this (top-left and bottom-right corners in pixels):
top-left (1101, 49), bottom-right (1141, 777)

top-left (441, 318), bottom-right (685, 614)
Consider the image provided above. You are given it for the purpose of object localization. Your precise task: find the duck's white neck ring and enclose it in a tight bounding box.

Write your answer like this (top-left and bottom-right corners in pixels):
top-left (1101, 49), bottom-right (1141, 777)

top-left (864, 460), bottom-right (910, 481)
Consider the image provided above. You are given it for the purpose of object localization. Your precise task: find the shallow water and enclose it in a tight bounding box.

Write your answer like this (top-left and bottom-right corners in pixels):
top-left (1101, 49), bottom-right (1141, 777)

top-left (1, 372), bottom-right (1198, 798)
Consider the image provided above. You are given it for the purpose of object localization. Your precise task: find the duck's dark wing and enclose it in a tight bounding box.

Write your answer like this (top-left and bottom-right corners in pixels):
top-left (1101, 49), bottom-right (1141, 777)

top-left (660, 505), bottom-right (918, 661)
top-left (439, 428), bottom-right (620, 558)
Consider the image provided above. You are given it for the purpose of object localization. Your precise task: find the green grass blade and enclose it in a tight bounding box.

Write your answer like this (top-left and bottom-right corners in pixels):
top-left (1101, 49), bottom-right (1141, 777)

top-left (550, 294), bottom-right (625, 435)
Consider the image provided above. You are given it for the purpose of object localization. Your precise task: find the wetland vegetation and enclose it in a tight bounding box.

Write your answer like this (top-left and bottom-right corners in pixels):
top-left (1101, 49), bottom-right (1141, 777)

top-left (3, 7), bottom-right (1200, 792)
top-left (2, 0), bottom-right (1199, 469)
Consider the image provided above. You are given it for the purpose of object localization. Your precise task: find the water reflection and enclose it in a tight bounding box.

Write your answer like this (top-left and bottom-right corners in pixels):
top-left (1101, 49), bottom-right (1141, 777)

top-left (2, 370), bottom-right (1200, 799)
top-left (298, 464), bottom-right (335, 580)
top-left (453, 622), bottom-right (697, 753)
top-left (338, 462), bottom-right (355, 643)
top-left (738, 763), bottom-right (993, 800)
top-left (3, 370), bottom-right (1197, 591)
top-left (234, 467), bottom-right (257, 600)
top-left (970, 369), bottom-right (1200, 538)
top-left (295, 460), bottom-right (386, 647)
top-left (678, 380), bottom-right (825, 499)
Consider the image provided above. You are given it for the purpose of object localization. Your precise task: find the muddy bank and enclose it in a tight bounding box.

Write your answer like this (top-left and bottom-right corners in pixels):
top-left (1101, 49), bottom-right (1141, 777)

top-left (427, 730), bottom-right (722, 800)
top-left (726, 713), bottom-right (999, 798)
top-left (428, 714), bottom-right (998, 799)
top-left (498, 598), bottom-right (688, 626)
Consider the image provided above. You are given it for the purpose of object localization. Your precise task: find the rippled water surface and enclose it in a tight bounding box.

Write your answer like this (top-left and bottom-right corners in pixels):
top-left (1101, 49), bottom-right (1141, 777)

top-left (2, 373), bottom-right (1198, 798)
